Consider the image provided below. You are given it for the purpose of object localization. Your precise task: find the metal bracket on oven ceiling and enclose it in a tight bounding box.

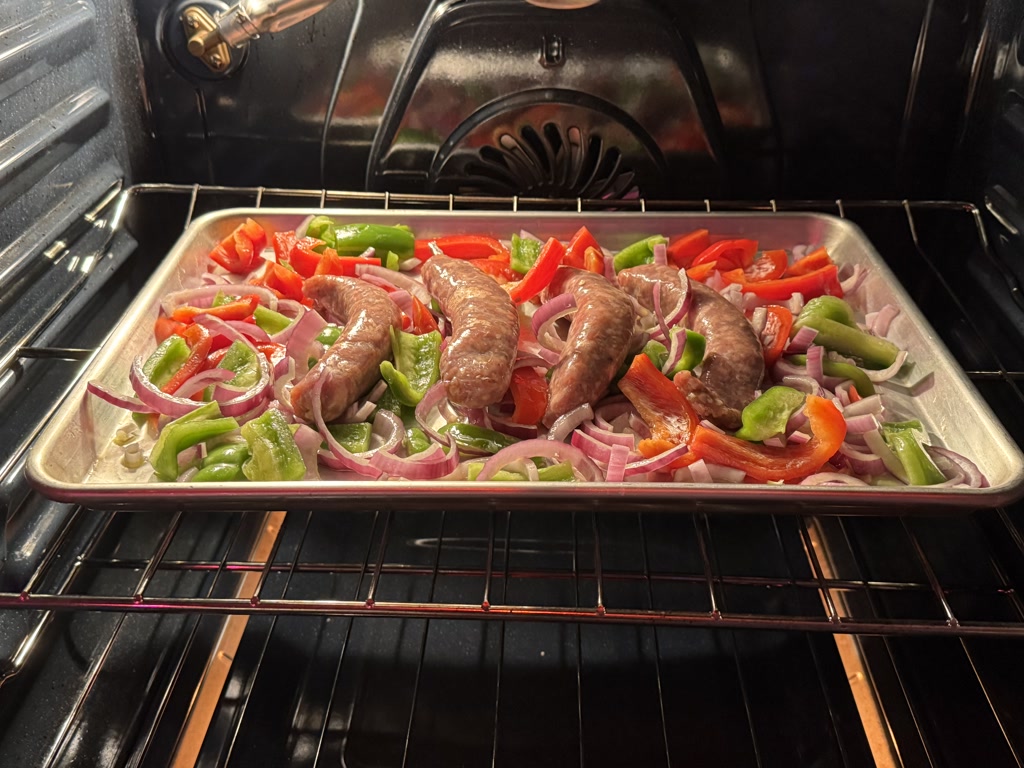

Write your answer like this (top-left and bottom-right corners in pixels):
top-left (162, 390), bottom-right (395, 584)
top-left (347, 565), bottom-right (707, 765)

top-left (180, 5), bottom-right (233, 74)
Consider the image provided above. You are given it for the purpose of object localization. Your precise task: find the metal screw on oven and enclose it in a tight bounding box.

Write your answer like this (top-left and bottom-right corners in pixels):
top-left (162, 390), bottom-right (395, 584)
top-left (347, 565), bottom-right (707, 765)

top-left (208, 52), bottom-right (225, 68)
top-left (540, 33), bottom-right (565, 68)
top-left (185, 12), bottom-right (200, 28)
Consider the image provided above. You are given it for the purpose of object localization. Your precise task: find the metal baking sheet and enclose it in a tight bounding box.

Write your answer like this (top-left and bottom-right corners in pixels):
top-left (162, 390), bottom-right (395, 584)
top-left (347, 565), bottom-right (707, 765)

top-left (26, 208), bottom-right (1024, 512)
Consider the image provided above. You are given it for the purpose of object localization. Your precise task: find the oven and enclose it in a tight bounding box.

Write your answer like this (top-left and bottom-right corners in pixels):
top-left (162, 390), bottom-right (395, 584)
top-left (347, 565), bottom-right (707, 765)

top-left (3, 1), bottom-right (1024, 766)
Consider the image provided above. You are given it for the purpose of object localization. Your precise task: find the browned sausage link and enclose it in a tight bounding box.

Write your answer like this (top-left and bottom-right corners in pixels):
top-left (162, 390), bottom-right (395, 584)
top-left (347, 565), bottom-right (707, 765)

top-left (544, 267), bottom-right (637, 426)
top-left (617, 264), bottom-right (764, 430)
top-left (290, 276), bottom-right (401, 423)
top-left (420, 254), bottom-right (519, 408)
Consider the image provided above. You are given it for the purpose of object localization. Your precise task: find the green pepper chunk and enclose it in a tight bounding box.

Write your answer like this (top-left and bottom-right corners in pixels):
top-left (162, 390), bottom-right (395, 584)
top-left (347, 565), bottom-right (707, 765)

top-left (465, 460), bottom-right (576, 481)
top-left (203, 442), bottom-right (250, 467)
top-left (143, 336), bottom-right (190, 389)
top-left (668, 329), bottom-right (707, 375)
top-left (733, 386), bottom-right (807, 443)
top-left (216, 341), bottom-right (261, 388)
top-left (316, 324), bottom-right (343, 347)
top-left (193, 463), bottom-right (246, 482)
top-left (642, 340), bottom-right (668, 371)
top-left (404, 427), bottom-right (431, 455)
top-left (379, 328), bottom-right (442, 406)
top-left (240, 408), bottom-right (306, 481)
top-left (253, 305), bottom-right (292, 335)
top-left (880, 420), bottom-right (947, 485)
top-left (149, 401), bottom-right (240, 481)
top-left (787, 354), bottom-right (876, 396)
top-left (793, 297), bottom-right (900, 370)
top-left (326, 422), bottom-right (372, 453)
top-left (612, 235), bottom-right (667, 273)
top-left (385, 251), bottom-right (400, 271)
top-left (509, 234), bottom-right (542, 275)
top-left (331, 223), bottom-right (415, 259)
top-left (440, 423), bottom-right (520, 455)
top-left (305, 215), bottom-right (336, 248)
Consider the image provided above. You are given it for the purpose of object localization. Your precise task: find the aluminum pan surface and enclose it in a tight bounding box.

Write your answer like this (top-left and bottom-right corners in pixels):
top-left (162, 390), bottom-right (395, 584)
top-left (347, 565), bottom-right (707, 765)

top-left (27, 209), bottom-right (1024, 511)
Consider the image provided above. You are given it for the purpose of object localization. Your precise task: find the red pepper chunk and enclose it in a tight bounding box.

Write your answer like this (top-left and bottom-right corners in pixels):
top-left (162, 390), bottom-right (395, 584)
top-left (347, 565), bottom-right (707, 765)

top-left (286, 236), bottom-right (325, 278)
top-left (170, 294), bottom-right (261, 323)
top-left (760, 305), bottom-right (794, 367)
top-left (666, 229), bottom-right (710, 268)
top-left (154, 316), bottom-right (188, 343)
top-left (314, 248), bottom-right (380, 277)
top-left (691, 239), bottom-right (758, 271)
top-left (563, 226), bottom-right (601, 269)
top-left (409, 296), bottom-right (439, 335)
top-left (255, 262), bottom-right (304, 302)
top-left (509, 367), bottom-right (548, 425)
top-left (209, 219), bottom-right (267, 275)
top-left (721, 264), bottom-right (843, 302)
top-left (618, 353), bottom-right (700, 447)
top-left (508, 237), bottom-right (565, 305)
top-left (689, 395), bottom-right (847, 482)
top-left (162, 324), bottom-right (213, 394)
top-left (785, 246), bottom-right (833, 277)
top-left (414, 235), bottom-right (510, 262)
top-left (272, 231), bottom-right (298, 263)
top-left (470, 258), bottom-right (519, 283)
top-left (742, 249), bottom-right (788, 282)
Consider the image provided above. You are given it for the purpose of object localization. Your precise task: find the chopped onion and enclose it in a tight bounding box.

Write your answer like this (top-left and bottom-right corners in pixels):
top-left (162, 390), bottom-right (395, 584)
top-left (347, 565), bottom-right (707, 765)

top-left (605, 444), bottom-right (631, 481)
top-left (414, 381), bottom-right (451, 444)
top-left (661, 327), bottom-right (688, 375)
top-left (866, 304), bottom-right (900, 336)
top-left (862, 429), bottom-right (909, 483)
top-left (571, 428), bottom-right (618, 464)
top-left (517, 339), bottom-right (560, 367)
top-left (312, 377), bottom-right (382, 478)
top-left (750, 306), bottom-right (768, 337)
top-left (805, 344), bottom-right (825, 384)
top-left (285, 307), bottom-right (328, 364)
top-left (129, 358), bottom-right (205, 417)
top-left (488, 412), bottom-right (538, 440)
top-left (293, 423), bottom-right (323, 481)
top-left (652, 242), bottom-right (668, 266)
top-left (785, 326), bottom-right (818, 354)
top-left (838, 441), bottom-right (886, 475)
top-left (840, 264), bottom-right (867, 294)
top-left (173, 368), bottom-right (236, 399)
top-left (474, 439), bottom-right (602, 482)
top-left (706, 463), bottom-right (747, 483)
top-left (843, 394), bottom-right (883, 418)
top-left (925, 445), bottom-right (987, 488)
top-left (865, 350), bottom-right (908, 382)
top-left (844, 413), bottom-right (880, 434)
top-left (386, 289), bottom-right (414, 319)
top-left (622, 442), bottom-right (689, 476)
top-left (688, 459), bottom-right (714, 483)
top-left (581, 421), bottom-right (634, 448)
top-left (548, 404), bottom-right (593, 442)
top-left (370, 437), bottom-right (460, 480)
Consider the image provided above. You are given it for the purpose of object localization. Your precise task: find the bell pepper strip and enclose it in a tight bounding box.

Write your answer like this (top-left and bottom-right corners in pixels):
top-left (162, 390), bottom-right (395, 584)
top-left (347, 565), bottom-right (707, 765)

top-left (314, 247), bottom-right (381, 277)
top-left (327, 422), bottom-right (373, 454)
top-left (404, 427), bottom-right (432, 455)
top-left (272, 231), bottom-right (297, 264)
top-left (793, 297), bottom-right (899, 369)
top-left (143, 335), bottom-right (191, 389)
top-left (409, 295), bottom-right (439, 335)
top-left (509, 234), bottom-right (543, 274)
top-left (785, 246), bottom-right (833, 277)
top-left (733, 386), bottom-right (806, 442)
top-left (379, 328), bottom-right (442, 406)
top-left (238, 218), bottom-right (267, 254)
top-left (508, 237), bottom-right (566, 304)
top-left (880, 421), bottom-right (947, 485)
top-left (742, 249), bottom-right (788, 282)
top-left (618, 353), bottom-right (700, 447)
top-left (465, 460), bottom-right (575, 481)
top-left (788, 354), bottom-right (876, 396)
top-left (315, 324), bottom-right (343, 349)
top-left (332, 223), bottom-right (415, 258)
top-left (209, 219), bottom-right (267, 274)
top-left (241, 408), bottom-right (306, 481)
top-left (252, 305), bottom-right (292, 335)
top-left (149, 401), bottom-right (240, 481)
top-left (666, 229), bottom-right (711, 269)
top-left (255, 262), bottom-right (305, 302)
top-left (642, 339), bottom-right (669, 371)
top-left (154, 316), bottom-right (188, 344)
top-left (720, 263), bottom-right (843, 302)
top-left (162, 324), bottom-right (213, 394)
top-left (691, 239), bottom-right (758, 271)
top-left (286, 237), bottom-right (326, 277)
top-left (584, 246), bottom-right (605, 274)
top-left (440, 423), bottom-right (520, 455)
top-left (171, 294), bottom-right (260, 323)
top-left (564, 226), bottom-right (601, 269)
top-left (194, 441), bottom-right (250, 482)
top-left (761, 305), bottom-right (794, 367)
top-left (688, 395), bottom-right (847, 482)
top-left (686, 260), bottom-right (719, 282)
top-left (795, 295), bottom-right (858, 327)
top-left (254, 341), bottom-right (287, 371)
top-left (612, 235), bottom-right (667, 273)
top-left (216, 340), bottom-right (261, 388)
top-left (304, 215), bottom-right (335, 247)
top-left (471, 257), bottom-right (519, 283)
top-left (509, 366), bottom-right (549, 425)
top-left (414, 235), bottom-right (510, 262)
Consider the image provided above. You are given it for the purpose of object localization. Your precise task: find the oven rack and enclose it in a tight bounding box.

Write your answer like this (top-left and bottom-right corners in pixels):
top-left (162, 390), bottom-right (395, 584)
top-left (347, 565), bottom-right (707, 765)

top-left (3, 184), bottom-right (1024, 641)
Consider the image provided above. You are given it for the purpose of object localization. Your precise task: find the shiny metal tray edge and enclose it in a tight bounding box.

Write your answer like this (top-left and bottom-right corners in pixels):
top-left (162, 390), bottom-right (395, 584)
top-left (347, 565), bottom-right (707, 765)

top-left (26, 208), bottom-right (1024, 512)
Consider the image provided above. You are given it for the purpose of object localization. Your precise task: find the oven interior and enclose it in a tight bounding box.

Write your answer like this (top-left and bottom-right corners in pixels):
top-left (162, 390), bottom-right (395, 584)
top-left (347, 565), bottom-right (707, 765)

top-left (3, 1), bottom-right (1024, 766)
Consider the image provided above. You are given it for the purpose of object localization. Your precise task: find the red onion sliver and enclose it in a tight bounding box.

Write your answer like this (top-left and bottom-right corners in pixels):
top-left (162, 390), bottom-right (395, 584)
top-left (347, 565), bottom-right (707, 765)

top-left (652, 242), bottom-right (668, 266)
top-left (173, 368), bottom-right (235, 399)
top-left (312, 377), bottom-right (382, 478)
top-left (925, 445), bottom-right (987, 488)
top-left (285, 307), bottom-right (328, 364)
top-left (292, 423), bottom-right (323, 480)
top-left (842, 394), bottom-right (883, 418)
top-left (688, 459), bottom-right (713, 483)
top-left (129, 358), bottom-right (206, 417)
top-left (623, 442), bottom-right (689, 477)
top-left (840, 264), bottom-right (867, 294)
top-left (865, 350), bottom-right (909, 382)
top-left (786, 326), bottom-right (818, 354)
top-left (844, 413), bottom-right (880, 435)
top-left (805, 345), bottom-right (825, 384)
top-left (581, 421), bottom-right (634, 448)
top-left (355, 264), bottom-right (432, 305)
top-left (488, 413), bottom-right (539, 440)
top-left (531, 292), bottom-right (577, 352)
top-left (571, 429), bottom-right (617, 464)
top-left (161, 284), bottom-right (279, 314)
top-left (475, 439), bottom-right (602, 482)
top-left (87, 380), bottom-right (152, 413)
top-left (370, 437), bottom-right (460, 480)
top-left (800, 472), bottom-right (870, 486)
top-left (548, 404), bottom-right (593, 443)
top-left (605, 444), bottom-right (630, 482)
top-left (414, 381), bottom-right (451, 444)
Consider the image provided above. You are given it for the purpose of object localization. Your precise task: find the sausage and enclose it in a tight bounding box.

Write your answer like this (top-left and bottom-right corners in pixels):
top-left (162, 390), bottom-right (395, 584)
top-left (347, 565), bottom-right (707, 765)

top-left (290, 276), bottom-right (401, 422)
top-left (544, 267), bottom-right (637, 426)
top-left (617, 264), bottom-right (764, 430)
top-left (420, 253), bottom-right (519, 408)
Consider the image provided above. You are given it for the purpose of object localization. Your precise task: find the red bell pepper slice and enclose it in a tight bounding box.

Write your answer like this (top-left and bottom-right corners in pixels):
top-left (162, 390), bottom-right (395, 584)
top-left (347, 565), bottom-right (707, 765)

top-left (255, 341), bottom-right (287, 370)
top-left (471, 258), bottom-right (519, 283)
top-left (286, 236), bottom-right (325, 278)
top-left (666, 229), bottom-right (710, 268)
top-left (508, 237), bottom-right (566, 305)
top-left (564, 226), bottom-right (601, 269)
top-left (686, 260), bottom-right (719, 282)
top-left (314, 247), bottom-right (380, 277)
top-left (760, 305), bottom-right (794, 367)
top-left (256, 262), bottom-right (305, 302)
top-left (272, 231), bottom-right (298, 263)
top-left (413, 235), bottom-right (510, 262)
top-left (154, 316), bottom-right (188, 344)
top-left (688, 394), bottom-right (847, 482)
top-left (208, 219), bottom-right (268, 275)
top-left (785, 246), bottom-right (833, 277)
top-left (170, 294), bottom-right (261, 323)
top-left (409, 296), bottom-right (440, 335)
top-left (162, 324), bottom-right (213, 394)
top-left (691, 239), bottom-right (758, 271)
top-left (584, 246), bottom-right (605, 274)
top-left (720, 264), bottom-right (843, 302)
top-left (741, 249), bottom-right (788, 282)
top-left (239, 218), bottom-right (267, 254)
top-left (618, 353), bottom-right (700, 447)
top-left (509, 367), bottom-right (549, 425)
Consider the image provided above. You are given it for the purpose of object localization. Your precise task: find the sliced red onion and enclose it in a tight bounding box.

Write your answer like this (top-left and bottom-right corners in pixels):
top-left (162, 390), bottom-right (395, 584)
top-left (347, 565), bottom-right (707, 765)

top-left (285, 307), bottom-right (328, 364)
top-left (651, 272), bottom-right (691, 337)
top-left (719, 283), bottom-right (745, 310)
top-left (781, 375), bottom-right (826, 397)
top-left (603, 252), bottom-right (616, 281)
top-left (129, 358), bottom-right (206, 417)
top-left (605, 444), bottom-right (631, 481)
top-left (652, 242), bottom-right (668, 266)
top-left (312, 377), bottom-right (382, 478)
top-left (925, 445), bottom-right (987, 488)
top-left (517, 340), bottom-right (560, 367)
top-left (215, 351), bottom-right (273, 417)
top-left (706, 463), bottom-right (747, 483)
top-left (688, 459), bottom-right (714, 483)
top-left (414, 381), bottom-right (451, 444)
top-left (488, 413), bottom-right (539, 440)
top-left (788, 431), bottom-right (811, 445)
top-left (356, 264), bottom-right (432, 305)
top-left (532, 292), bottom-right (577, 352)
top-left (838, 441), bottom-right (886, 475)
top-left (293, 423), bottom-right (323, 481)
top-left (173, 368), bottom-right (236, 399)
top-left (800, 472), bottom-right (870, 486)
top-left (661, 328), bottom-right (688, 375)
top-left (805, 344), bottom-right (825, 385)
top-left (843, 394), bottom-right (883, 417)
top-left (840, 264), bottom-right (867, 295)
top-left (199, 315), bottom-right (271, 344)
top-left (386, 289), bottom-right (414, 319)
top-left (475, 439), bottom-right (602, 482)
top-left (593, 399), bottom-right (636, 431)
top-left (201, 272), bottom-right (229, 285)
top-left (844, 413), bottom-right (880, 434)
top-left (369, 436), bottom-right (460, 480)
top-left (786, 408), bottom-right (809, 435)
top-left (294, 214), bottom-right (317, 238)
top-left (866, 304), bottom-right (900, 336)
top-left (548, 404), bottom-right (593, 443)
top-left (399, 257), bottom-right (422, 272)
top-left (571, 428), bottom-right (617, 464)
top-left (623, 442), bottom-right (689, 477)
top-left (582, 421), bottom-right (634, 448)
top-left (750, 306), bottom-right (768, 337)
top-left (865, 350), bottom-right (909, 382)
top-left (161, 284), bottom-right (278, 314)
top-left (87, 380), bottom-right (152, 413)
top-left (785, 326), bottom-right (818, 354)
top-left (786, 292), bottom-right (805, 315)
top-left (763, 436), bottom-right (786, 448)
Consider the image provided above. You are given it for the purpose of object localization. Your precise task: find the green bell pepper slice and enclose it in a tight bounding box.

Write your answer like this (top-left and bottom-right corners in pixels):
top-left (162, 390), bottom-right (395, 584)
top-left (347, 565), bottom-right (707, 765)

top-left (334, 223), bottom-right (415, 258)
top-left (880, 420), bottom-right (947, 485)
top-left (509, 234), bottom-right (543, 275)
top-left (465, 460), bottom-right (576, 481)
top-left (793, 296), bottom-right (900, 370)
top-left (612, 235), bottom-right (667, 273)
top-left (241, 408), bottom-right (306, 481)
top-left (788, 354), bottom-right (876, 396)
top-left (326, 422), bottom-right (373, 453)
top-left (193, 462), bottom-right (246, 482)
top-left (379, 328), bottom-right (441, 406)
top-left (440, 423), bottom-right (519, 455)
top-left (733, 386), bottom-right (807, 442)
top-left (149, 401), bottom-right (240, 481)
top-left (404, 427), bottom-right (431, 455)
top-left (639, 330), bottom-right (706, 378)
top-left (217, 340), bottom-right (261, 388)
top-left (143, 335), bottom-right (190, 389)
top-left (253, 305), bottom-right (292, 335)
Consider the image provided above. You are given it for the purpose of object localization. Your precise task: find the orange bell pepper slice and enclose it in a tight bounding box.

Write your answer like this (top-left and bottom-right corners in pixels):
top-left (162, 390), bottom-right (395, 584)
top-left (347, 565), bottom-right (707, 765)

top-left (409, 296), bottom-right (439, 335)
top-left (618, 354), bottom-right (700, 446)
top-left (742, 249), bottom-right (788, 282)
top-left (691, 239), bottom-right (758, 271)
top-left (170, 294), bottom-right (261, 323)
top-left (255, 262), bottom-right (304, 302)
top-left (471, 257), bottom-right (519, 283)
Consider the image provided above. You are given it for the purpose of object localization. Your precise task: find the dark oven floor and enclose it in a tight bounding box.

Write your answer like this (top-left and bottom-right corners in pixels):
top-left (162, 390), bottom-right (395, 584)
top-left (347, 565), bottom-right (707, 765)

top-left (1, 187), bottom-right (1024, 767)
